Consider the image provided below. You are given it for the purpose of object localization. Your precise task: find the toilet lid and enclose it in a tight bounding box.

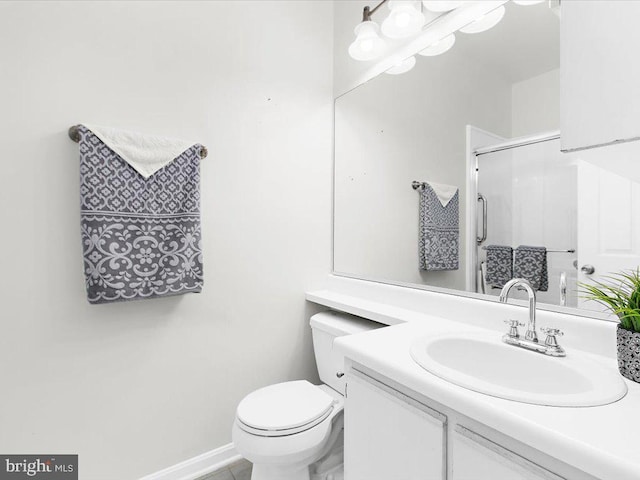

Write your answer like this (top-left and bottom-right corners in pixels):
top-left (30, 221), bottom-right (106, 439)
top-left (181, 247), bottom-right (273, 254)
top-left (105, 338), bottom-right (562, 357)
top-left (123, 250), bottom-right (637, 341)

top-left (236, 380), bottom-right (335, 432)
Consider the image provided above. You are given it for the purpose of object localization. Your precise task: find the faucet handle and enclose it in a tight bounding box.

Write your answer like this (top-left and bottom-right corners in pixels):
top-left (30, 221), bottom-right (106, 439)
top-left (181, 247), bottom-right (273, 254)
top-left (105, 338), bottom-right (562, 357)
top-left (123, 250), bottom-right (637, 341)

top-left (504, 319), bottom-right (524, 338)
top-left (504, 319), bottom-right (525, 327)
top-left (541, 327), bottom-right (564, 347)
top-left (541, 327), bottom-right (563, 337)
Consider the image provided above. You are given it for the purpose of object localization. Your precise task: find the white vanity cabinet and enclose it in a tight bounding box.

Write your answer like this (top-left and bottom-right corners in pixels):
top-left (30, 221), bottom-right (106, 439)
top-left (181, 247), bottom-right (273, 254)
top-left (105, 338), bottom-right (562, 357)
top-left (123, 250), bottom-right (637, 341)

top-left (344, 369), bottom-right (447, 480)
top-left (561, 0), bottom-right (640, 151)
top-left (343, 366), bottom-right (596, 480)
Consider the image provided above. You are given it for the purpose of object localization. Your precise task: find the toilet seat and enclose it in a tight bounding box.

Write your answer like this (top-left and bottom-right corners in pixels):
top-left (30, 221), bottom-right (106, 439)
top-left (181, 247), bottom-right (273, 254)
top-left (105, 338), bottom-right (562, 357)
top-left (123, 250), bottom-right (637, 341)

top-left (232, 384), bottom-right (345, 468)
top-left (236, 380), bottom-right (335, 437)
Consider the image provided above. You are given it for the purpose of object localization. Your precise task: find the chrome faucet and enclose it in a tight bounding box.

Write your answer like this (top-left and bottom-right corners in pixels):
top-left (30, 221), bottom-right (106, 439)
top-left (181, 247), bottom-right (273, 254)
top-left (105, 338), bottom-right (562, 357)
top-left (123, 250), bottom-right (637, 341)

top-left (499, 278), bottom-right (538, 342)
top-left (499, 278), bottom-right (566, 357)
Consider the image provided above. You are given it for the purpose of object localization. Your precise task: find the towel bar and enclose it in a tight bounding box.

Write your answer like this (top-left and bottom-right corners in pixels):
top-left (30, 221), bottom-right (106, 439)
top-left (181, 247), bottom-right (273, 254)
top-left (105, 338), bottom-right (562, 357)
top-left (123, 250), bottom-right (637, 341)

top-left (67, 125), bottom-right (208, 159)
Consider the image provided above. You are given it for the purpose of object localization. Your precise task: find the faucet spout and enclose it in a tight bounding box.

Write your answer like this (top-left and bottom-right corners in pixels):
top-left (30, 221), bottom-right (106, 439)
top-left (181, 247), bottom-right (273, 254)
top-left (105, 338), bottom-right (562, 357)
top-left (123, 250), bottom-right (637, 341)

top-left (499, 278), bottom-right (538, 343)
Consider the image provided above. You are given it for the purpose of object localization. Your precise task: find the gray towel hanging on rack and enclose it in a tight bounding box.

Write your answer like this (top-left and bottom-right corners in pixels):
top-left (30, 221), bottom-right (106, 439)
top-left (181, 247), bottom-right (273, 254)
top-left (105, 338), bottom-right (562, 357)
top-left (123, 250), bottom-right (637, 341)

top-left (513, 245), bottom-right (548, 292)
top-left (419, 182), bottom-right (459, 271)
top-left (484, 245), bottom-right (513, 288)
top-left (77, 125), bottom-right (204, 303)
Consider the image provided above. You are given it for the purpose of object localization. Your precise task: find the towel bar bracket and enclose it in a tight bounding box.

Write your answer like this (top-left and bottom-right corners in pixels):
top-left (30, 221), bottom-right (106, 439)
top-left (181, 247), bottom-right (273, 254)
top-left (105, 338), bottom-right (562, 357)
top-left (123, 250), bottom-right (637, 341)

top-left (67, 124), bottom-right (208, 159)
top-left (68, 126), bottom-right (81, 143)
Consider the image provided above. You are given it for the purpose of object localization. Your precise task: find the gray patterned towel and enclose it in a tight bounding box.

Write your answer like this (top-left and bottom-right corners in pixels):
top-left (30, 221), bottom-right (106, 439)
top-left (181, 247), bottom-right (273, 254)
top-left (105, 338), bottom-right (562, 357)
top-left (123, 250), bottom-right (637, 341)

top-left (514, 245), bottom-right (548, 292)
top-left (78, 126), bottom-right (204, 303)
top-left (484, 245), bottom-right (513, 288)
top-left (419, 183), bottom-right (459, 271)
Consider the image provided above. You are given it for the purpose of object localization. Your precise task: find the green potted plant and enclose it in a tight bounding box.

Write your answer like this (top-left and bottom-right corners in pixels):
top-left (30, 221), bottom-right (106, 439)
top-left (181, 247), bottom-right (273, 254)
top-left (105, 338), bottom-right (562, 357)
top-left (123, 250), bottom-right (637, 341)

top-left (580, 269), bottom-right (640, 383)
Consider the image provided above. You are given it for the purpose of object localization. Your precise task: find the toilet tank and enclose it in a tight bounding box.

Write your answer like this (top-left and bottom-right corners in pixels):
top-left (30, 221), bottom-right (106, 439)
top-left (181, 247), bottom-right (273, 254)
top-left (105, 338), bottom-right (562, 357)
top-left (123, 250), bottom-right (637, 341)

top-left (310, 311), bottom-right (383, 395)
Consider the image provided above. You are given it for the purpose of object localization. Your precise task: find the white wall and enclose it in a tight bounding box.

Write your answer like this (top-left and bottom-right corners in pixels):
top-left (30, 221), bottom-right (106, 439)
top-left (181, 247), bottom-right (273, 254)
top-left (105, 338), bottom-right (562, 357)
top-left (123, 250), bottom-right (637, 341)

top-left (0, 1), bottom-right (333, 478)
top-left (512, 68), bottom-right (560, 138)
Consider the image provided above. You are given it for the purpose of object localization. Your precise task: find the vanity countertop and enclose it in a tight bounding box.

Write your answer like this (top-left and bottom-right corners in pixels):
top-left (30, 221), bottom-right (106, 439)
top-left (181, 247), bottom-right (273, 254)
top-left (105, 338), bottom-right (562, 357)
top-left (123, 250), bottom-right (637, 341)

top-left (334, 317), bottom-right (640, 480)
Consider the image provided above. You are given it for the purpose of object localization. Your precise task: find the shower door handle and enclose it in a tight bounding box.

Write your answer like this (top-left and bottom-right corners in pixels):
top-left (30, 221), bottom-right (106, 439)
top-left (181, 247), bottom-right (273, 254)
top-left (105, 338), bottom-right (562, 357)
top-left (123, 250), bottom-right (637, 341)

top-left (477, 194), bottom-right (487, 245)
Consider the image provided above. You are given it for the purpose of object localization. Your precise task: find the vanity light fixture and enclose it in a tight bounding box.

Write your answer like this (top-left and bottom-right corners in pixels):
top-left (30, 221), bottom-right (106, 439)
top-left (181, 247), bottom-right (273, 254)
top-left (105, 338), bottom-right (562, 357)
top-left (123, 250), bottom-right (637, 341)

top-left (348, 2), bottom-right (389, 61)
top-left (418, 33), bottom-right (456, 56)
top-left (422, 1), bottom-right (464, 12)
top-left (381, 1), bottom-right (426, 39)
top-left (385, 55), bottom-right (417, 74)
top-left (348, 0), bottom-right (512, 74)
top-left (349, 20), bottom-right (387, 61)
top-left (459, 4), bottom-right (505, 33)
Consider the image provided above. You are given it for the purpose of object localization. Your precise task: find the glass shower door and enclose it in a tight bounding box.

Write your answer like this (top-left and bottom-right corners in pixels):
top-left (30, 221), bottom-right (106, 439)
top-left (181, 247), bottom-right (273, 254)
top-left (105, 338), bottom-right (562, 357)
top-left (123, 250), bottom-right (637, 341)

top-left (476, 137), bottom-right (577, 307)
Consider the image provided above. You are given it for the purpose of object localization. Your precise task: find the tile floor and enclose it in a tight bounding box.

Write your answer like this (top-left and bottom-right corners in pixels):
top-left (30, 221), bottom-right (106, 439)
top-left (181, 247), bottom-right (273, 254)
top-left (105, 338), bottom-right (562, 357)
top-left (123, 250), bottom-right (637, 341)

top-left (196, 459), bottom-right (252, 480)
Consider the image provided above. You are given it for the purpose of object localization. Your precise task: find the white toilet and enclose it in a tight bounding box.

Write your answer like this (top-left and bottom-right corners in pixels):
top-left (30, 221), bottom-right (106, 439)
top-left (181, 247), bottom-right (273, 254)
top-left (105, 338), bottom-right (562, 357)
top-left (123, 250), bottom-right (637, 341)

top-left (232, 311), bottom-right (381, 480)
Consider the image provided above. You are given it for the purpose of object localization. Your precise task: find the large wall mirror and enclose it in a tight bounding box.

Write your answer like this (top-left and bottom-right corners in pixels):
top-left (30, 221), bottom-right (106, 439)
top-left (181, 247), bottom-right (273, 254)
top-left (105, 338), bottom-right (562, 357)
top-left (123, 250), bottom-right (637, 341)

top-left (334, 1), bottom-right (619, 318)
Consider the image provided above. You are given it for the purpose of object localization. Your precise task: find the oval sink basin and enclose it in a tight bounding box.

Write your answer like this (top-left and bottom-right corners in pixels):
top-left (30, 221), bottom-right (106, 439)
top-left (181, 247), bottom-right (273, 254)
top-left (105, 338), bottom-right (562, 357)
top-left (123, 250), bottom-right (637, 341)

top-left (410, 331), bottom-right (627, 407)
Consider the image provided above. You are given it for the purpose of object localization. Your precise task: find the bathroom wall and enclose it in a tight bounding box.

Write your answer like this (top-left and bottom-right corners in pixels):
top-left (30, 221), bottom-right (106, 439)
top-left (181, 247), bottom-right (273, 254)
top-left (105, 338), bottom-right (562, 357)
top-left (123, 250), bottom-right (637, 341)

top-left (0, 1), bottom-right (333, 478)
top-left (511, 68), bottom-right (560, 138)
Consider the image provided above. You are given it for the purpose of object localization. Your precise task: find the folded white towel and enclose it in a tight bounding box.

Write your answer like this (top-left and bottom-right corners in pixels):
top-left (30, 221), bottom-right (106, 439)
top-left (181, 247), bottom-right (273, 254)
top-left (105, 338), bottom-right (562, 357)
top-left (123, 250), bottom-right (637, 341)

top-left (82, 124), bottom-right (197, 179)
top-left (425, 181), bottom-right (458, 207)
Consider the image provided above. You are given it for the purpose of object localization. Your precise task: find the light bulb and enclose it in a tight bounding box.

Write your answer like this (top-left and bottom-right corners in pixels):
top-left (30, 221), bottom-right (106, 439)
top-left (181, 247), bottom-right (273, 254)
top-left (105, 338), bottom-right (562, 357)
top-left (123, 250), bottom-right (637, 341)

top-left (418, 33), bottom-right (456, 56)
top-left (422, 1), bottom-right (463, 12)
top-left (395, 12), bottom-right (412, 27)
top-left (385, 56), bottom-right (417, 75)
top-left (513, 0), bottom-right (544, 5)
top-left (381, 1), bottom-right (425, 39)
top-left (459, 5), bottom-right (505, 34)
top-left (348, 21), bottom-right (386, 61)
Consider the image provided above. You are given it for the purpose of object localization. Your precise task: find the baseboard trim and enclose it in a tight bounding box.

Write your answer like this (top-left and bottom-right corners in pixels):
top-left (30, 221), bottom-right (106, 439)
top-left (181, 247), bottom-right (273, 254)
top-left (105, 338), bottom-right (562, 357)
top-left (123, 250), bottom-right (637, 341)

top-left (140, 443), bottom-right (242, 480)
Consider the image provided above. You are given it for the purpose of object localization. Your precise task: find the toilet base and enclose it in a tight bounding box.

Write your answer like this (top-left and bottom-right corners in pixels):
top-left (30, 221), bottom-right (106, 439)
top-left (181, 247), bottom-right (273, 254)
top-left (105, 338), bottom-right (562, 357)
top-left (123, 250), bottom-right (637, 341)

top-left (250, 430), bottom-right (344, 480)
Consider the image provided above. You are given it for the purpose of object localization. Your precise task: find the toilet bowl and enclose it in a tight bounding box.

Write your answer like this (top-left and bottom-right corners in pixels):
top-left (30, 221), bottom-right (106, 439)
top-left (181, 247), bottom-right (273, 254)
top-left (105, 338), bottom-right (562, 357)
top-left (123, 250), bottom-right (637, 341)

top-left (232, 311), bottom-right (382, 480)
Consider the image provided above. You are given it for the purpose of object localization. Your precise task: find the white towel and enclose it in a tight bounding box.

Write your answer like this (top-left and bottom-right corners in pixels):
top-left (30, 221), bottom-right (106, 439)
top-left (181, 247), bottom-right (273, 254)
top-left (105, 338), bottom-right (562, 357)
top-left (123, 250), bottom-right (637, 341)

top-left (425, 181), bottom-right (458, 207)
top-left (82, 124), bottom-right (196, 179)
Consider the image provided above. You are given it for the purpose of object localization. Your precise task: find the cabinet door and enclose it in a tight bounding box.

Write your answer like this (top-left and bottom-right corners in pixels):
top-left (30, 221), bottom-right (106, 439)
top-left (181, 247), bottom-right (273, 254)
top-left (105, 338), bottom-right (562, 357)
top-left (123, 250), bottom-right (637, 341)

top-left (561, 0), bottom-right (640, 151)
top-left (344, 370), bottom-right (446, 480)
top-left (451, 425), bottom-right (565, 480)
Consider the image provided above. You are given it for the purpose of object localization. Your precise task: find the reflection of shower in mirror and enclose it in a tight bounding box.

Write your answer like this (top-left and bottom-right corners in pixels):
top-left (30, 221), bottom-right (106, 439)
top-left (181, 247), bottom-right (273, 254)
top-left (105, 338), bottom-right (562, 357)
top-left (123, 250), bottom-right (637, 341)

top-left (471, 132), bottom-right (577, 308)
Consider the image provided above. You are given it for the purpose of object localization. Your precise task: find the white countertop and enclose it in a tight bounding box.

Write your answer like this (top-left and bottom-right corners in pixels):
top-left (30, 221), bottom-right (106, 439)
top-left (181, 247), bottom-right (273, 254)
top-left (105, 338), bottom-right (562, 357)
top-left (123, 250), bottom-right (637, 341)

top-left (334, 317), bottom-right (640, 480)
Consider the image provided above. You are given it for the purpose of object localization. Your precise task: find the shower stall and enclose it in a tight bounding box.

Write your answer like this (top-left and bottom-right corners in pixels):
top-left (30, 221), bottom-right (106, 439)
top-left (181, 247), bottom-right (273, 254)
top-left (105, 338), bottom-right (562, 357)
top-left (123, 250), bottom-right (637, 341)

top-left (470, 130), bottom-right (578, 308)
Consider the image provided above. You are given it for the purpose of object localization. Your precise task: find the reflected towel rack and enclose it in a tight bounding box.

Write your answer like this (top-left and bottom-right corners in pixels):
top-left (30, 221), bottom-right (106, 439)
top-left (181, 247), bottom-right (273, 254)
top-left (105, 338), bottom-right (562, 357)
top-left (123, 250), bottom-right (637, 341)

top-left (481, 246), bottom-right (575, 254)
top-left (412, 181), bottom-right (426, 190)
top-left (67, 125), bottom-right (209, 159)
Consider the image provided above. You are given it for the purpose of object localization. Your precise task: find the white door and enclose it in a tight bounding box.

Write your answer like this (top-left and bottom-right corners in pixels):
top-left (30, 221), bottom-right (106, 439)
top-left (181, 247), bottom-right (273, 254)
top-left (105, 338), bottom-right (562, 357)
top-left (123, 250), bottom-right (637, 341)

top-left (576, 140), bottom-right (640, 312)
